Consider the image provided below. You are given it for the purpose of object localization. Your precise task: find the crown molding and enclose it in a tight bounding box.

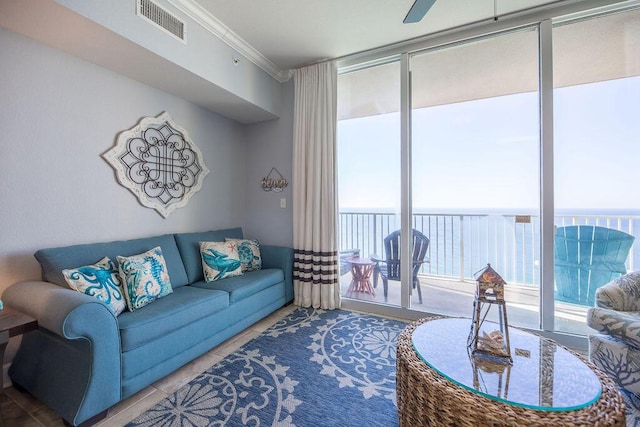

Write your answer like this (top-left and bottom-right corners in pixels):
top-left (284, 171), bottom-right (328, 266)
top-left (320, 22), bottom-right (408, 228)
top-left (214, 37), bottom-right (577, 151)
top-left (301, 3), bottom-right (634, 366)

top-left (165, 0), bottom-right (292, 82)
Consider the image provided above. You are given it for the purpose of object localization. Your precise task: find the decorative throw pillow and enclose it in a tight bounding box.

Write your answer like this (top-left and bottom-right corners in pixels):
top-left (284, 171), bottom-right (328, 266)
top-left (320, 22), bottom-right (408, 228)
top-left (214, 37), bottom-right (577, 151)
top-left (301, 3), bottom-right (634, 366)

top-left (117, 247), bottom-right (173, 312)
top-left (62, 257), bottom-right (127, 316)
top-left (200, 241), bottom-right (243, 282)
top-left (225, 238), bottom-right (262, 272)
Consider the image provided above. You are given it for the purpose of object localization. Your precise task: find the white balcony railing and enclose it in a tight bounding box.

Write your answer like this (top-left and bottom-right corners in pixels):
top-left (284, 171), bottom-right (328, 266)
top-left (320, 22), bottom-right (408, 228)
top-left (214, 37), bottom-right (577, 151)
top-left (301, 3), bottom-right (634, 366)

top-left (339, 211), bottom-right (639, 286)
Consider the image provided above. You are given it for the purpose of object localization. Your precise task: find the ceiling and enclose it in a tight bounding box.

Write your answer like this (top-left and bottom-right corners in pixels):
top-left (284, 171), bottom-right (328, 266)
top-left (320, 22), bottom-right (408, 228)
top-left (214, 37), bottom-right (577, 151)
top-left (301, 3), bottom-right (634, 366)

top-left (1, 0), bottom-right (627, 124)
top-left (194, 0), bottom-right (564, 71)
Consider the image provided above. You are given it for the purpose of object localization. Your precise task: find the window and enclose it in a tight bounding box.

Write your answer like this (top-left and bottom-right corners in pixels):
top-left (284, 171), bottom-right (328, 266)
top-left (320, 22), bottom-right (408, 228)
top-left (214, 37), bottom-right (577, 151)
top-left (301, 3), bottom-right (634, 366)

top-left (410, 28), bottom-right (540, 327)
top-left (553, 8), bottom-right (640, 335)
top-left (337, 60), bottom-right (402, 304)
top-left (337, 4), bottom-right (640, 345)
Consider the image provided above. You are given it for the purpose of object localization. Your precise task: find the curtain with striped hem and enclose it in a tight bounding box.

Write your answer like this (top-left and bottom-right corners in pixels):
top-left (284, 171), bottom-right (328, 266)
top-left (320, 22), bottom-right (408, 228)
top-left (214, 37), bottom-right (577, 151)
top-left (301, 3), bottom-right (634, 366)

top-left (292, 61), bottom-right (340, 310)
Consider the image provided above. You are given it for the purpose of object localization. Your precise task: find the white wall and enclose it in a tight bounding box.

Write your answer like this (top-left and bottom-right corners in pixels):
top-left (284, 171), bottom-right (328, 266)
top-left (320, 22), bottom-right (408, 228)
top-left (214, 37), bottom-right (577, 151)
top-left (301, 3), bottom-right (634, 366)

top-left (0, 27), bottom-right (249, 294)
top-left (243, 80), bottom-right (294, 246)
top-left (54, 0), bottom-right (282, 117)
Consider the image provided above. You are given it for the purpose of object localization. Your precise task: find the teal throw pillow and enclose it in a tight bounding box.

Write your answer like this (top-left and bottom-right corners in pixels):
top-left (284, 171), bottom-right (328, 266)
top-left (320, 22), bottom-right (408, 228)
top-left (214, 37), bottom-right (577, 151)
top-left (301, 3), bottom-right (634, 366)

top-left (200, 241), bottom-right (243, 282)
top-left (225, 238), bottom-right (262, 272)
top-left (62, 257), bottom-right (127, 316)
top-left (117, 246), bottom-right (173, 312)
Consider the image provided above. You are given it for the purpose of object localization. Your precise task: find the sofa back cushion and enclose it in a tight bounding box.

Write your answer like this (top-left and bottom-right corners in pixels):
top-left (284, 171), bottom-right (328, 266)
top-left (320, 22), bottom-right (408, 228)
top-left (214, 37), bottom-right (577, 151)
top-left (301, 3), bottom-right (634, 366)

top-left (35, 234), bottom-right (189, 289)
top-left (174, 227), bottom-right (243, 284)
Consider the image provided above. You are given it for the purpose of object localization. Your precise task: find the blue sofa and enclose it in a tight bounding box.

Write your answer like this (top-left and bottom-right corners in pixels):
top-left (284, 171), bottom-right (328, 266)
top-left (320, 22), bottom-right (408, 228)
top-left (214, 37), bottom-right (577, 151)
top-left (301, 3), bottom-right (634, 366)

top-left (2, 227), bottom-right (293, 426)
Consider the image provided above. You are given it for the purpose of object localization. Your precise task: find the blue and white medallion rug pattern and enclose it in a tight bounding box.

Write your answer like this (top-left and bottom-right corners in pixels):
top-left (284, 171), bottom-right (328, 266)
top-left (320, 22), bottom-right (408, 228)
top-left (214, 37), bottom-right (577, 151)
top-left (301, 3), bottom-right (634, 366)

top-left (127, 308), bottom-right (406, 427)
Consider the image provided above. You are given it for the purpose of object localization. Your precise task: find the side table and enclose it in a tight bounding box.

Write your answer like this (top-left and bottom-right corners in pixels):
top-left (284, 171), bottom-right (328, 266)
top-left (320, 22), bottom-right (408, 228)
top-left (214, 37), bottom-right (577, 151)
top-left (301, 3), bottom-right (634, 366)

top-left (344, 257), bottom-right (376, 297)
top-left (0, 307), bottom-right (37, 426)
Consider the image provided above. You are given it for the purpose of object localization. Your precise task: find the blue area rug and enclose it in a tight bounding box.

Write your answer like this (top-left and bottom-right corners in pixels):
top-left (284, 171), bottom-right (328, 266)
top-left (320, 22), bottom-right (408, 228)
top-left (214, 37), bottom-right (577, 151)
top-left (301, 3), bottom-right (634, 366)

top-left (126, 307), bottom-right (640, 427)
top-left (127, 308), bottom-right (407, 427)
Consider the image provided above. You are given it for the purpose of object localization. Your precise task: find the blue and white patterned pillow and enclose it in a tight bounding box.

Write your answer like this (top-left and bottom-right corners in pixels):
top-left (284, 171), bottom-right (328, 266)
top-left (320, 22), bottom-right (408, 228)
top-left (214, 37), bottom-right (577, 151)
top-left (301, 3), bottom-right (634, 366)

top-left (62, 257), bottom-right (127, 316)
top-left (117, 247), bottom-right (173, 312)
top-left (200, 241), bottom-right (243, 282)
top-left (225, 238), bottom-right (262, 272)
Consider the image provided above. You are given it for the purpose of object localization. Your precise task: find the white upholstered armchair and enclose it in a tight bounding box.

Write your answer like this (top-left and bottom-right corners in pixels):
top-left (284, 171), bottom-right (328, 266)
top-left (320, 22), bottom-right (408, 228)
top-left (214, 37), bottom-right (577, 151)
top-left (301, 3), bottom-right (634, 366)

top-left (587, 271), bottom-right (640, 394)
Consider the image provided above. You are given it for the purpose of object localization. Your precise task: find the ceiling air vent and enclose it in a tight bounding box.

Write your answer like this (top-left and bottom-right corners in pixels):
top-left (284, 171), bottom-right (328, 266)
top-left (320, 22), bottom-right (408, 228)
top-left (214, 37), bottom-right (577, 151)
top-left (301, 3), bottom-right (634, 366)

top-left (137, 0), bottom-right (186, 42)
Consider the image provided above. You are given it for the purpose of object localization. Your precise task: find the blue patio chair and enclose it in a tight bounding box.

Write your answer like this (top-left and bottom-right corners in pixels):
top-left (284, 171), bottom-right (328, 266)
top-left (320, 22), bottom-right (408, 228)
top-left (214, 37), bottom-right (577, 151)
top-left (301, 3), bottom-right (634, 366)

top-left (555, 225), bottom-right (634, 306)
top-left (372, 229), bottom-right (430, 303)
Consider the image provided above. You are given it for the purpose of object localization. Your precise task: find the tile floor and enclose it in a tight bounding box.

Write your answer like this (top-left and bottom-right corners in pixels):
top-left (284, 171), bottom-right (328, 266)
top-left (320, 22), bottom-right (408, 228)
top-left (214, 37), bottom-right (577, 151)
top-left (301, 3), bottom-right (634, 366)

top-left (0, 304), bottom-right (299, 427)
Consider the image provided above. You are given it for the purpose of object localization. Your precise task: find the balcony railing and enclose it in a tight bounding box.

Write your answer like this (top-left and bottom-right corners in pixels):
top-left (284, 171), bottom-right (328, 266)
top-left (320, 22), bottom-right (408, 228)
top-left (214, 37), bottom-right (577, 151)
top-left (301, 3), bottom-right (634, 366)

top-left (339, 211), bottom-right (639, 286)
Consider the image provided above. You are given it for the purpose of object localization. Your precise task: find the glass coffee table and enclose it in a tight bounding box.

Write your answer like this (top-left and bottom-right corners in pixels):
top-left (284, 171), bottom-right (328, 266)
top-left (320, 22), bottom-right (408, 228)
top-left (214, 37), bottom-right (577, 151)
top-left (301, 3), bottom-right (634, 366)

top-left (396, 317), bottom-right (625, 426)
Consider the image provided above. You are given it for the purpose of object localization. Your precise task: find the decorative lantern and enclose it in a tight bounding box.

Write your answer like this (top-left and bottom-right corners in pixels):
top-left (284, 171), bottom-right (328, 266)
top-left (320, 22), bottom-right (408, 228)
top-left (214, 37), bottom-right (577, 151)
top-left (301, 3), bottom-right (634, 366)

top-left (467, 263), bottom-right (512, 363)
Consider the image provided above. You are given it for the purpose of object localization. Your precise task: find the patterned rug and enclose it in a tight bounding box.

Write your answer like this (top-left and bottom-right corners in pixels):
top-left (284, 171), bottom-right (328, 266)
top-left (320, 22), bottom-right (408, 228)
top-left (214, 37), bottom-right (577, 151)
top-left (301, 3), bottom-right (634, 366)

top-left (127, 308), bottom-right (407, 427)
top-left (127, 307), bottom-right (640, 427)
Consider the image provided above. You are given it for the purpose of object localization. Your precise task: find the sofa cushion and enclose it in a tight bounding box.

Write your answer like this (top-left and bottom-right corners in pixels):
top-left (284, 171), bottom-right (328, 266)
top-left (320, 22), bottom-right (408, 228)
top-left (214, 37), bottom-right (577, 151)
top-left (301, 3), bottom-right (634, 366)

top-left (226, 238), bottom-right (262, 272)
top-left (62, 257), bottom-right (127, 316)
top-left (120, 283), bottom-right (287, 386)
top-left (200, 241), bottom-right (243, 282)
top-left (117, 286), bottom-right (229, 352)
top-left (35, 234), bottom-right (189, 289)
top-left (174, 228), bottom-right (243, 284)
top-left (118, 247), bottom-right (174, 312)
top-left (191, 268), bottom-right (284, 304)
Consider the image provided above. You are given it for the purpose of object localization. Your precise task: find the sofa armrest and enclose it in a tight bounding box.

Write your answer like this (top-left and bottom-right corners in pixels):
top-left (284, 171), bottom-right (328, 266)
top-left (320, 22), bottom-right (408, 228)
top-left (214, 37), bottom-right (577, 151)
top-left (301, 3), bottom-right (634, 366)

top-left (587, 306), bottom-right (640, 350)
top-left (2, 281), bottom-right (121, 425)
top-left (595, 271), bottom-right (640, 311)
top-left (260, 245), bottom-right (294, 302)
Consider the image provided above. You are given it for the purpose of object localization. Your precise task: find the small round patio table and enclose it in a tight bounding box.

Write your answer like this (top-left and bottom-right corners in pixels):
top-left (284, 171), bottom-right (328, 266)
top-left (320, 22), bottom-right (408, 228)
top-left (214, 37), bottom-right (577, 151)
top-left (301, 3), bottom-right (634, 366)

top-left (345, 256), bottom-right (376, 297)
top-left (396, 317), bottom-right (625, 426)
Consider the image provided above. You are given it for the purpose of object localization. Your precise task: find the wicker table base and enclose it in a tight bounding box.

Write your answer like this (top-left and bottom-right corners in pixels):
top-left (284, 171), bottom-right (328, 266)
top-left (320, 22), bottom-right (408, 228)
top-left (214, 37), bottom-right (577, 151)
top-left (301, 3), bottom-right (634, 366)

top-left (396, 317), bottom-right (626, 427)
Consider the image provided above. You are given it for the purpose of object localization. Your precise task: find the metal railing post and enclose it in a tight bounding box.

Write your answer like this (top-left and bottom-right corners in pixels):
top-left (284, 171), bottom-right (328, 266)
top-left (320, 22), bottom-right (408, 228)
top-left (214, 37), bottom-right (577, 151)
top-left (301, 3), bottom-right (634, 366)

top-left (630, 217), bottom-right (635, 271)
top-left (459, 215), bottom-right (465, 281)
top-left (373, 213), bottom-right (378, 257)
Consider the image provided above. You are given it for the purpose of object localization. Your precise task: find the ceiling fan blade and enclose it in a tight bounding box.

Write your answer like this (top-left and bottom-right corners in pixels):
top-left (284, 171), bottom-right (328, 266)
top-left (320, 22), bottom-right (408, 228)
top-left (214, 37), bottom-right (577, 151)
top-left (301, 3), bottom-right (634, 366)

top-left (403, 0), bottom-right (437, 23)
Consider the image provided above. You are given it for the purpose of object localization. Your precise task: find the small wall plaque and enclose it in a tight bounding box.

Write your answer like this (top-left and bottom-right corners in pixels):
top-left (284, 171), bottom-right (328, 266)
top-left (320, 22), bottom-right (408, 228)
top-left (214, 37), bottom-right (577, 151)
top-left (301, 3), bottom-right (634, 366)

top-left (261, 167), bottom-right (288, 192)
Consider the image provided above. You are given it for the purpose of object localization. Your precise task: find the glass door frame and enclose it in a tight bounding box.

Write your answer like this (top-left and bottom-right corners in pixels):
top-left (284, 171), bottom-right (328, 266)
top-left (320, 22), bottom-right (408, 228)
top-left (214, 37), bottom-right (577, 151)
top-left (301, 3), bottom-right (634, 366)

top-left (340, 0), bottom-right (638, 351)
top-left (539, 19), bottom-right (556, 338)
top-left (399, 52), bottom-right (413, 309)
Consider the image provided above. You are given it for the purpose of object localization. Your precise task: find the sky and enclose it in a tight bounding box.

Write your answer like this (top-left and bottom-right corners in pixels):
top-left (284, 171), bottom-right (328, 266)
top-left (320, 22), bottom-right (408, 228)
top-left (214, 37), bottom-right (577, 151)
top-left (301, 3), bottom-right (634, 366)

top-left (337, 76), bottom-right (640, 214)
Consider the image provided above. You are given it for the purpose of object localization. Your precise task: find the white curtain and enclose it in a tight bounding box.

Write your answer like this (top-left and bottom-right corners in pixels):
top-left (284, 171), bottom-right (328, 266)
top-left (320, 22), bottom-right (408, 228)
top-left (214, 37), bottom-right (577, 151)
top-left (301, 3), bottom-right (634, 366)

top-left (292, 61), bottom-right (340, 309)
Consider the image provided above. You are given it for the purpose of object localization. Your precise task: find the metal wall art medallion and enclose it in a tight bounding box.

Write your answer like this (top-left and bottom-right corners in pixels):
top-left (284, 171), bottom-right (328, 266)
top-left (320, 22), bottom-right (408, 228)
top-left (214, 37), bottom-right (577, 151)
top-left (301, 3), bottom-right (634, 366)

top-left (103, 112), bottom-right (209, 218)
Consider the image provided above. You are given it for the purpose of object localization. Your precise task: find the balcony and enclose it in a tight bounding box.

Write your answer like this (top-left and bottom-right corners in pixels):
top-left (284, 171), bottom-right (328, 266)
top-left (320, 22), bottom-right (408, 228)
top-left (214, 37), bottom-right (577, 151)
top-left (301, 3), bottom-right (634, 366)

top-left (339, 211), bottom-right (639, 335)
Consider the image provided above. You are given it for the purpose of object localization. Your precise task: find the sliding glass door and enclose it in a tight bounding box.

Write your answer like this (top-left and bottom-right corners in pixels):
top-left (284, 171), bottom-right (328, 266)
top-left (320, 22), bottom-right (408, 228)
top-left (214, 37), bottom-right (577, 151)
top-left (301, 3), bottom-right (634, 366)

top-left (552, 8), bottom-right (640, 335)
top-left (409, 28), bottom-right (541, 328)
top-left (337, 60), bottom-right (403, 306)
top-left (336, 4), bottom-right (640, 343)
